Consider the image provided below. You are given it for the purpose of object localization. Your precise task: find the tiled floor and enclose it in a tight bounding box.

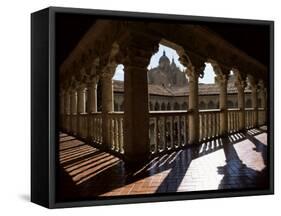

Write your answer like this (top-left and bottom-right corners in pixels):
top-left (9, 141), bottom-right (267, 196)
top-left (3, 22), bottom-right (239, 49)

top-left (57, 127), bottom-right (269, 202)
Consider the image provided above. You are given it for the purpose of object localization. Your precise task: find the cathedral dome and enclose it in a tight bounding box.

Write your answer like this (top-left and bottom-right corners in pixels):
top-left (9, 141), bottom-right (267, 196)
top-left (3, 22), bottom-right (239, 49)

top-left (159, 51), bottom-right (170, 67)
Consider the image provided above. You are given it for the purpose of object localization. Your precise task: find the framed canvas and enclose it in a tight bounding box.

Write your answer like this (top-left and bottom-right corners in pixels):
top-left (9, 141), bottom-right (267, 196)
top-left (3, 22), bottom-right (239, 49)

top-left (31, 6), bottom-right (274, 208)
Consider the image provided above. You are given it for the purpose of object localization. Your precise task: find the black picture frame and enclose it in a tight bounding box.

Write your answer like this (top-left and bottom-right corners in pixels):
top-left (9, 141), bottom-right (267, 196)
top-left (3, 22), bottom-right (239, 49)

top-left (31, 6), bottom-right (274, 209)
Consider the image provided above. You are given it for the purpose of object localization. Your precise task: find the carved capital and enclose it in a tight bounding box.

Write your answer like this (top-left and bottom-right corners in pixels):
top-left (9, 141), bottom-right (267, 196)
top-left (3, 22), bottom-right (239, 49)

top-left (179, 53), bottom-right (205, 82)
top-left (233, 69), bottom-right (246, 90)
top-left (248, 74), bottom-right (258, 90)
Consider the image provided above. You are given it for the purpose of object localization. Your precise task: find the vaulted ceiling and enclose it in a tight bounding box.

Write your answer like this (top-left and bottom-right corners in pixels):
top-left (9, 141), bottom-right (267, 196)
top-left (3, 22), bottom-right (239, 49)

top-left (55, 13), bottom-right (270, 69)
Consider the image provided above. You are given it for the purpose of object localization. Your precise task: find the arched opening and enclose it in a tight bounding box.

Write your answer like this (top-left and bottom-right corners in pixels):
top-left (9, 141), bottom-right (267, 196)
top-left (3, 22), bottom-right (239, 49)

top-left (147, 43), bottom-right (187, 112)
top-left (167, 102), bottom-right (171, 110)
top-left (174, 102), bottom-right (180, 110)
top-left (246, 99), bottom-right (252, 108)
top-left (114, 102), bottom-right (119, 111)
top-left (120, 101), bottom-right (124, 111)
top-left (227, 100), bottom-right (234, 108)
top-left (199, 101), bottom-right (206, 110)
top-left (113, 64), bottom-right (124, 112)
top-left (208, 100), bottom-right (215, 109)
top-left (199, 62), bottom-right (218, 110)
top-left (182, 102), bottom-right (188, 110)
top-left (161, 102), bottom-right (166, 110)
top-left (155, 102), bottom-right (160, 111)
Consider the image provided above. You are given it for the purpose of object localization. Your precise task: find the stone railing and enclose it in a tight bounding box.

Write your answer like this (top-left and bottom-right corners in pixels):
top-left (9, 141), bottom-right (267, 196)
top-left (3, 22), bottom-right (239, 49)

top-left (149, 111), bottom-right (189, 154)
top-left (245, 108), bottom-right (255, 129)
top-left (61, 107), bottom-right (266, 158)
top-left (199, 109), bottom-right (220, 142)
top-left (258, 108), bottom-right (266, 126)
top-left (107, 112), bottom-right (124, 154)
top-left (227, 108), bottom-right (240, 133)
top-left (87, 112), bottom-right (103, 144)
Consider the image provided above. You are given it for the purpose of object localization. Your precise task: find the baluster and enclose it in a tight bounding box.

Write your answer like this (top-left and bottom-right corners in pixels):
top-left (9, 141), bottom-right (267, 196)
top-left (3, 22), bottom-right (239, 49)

top-left (120, 118), bottom-right (124, 153)
top-left (115, 118), bottom-right (119, 152)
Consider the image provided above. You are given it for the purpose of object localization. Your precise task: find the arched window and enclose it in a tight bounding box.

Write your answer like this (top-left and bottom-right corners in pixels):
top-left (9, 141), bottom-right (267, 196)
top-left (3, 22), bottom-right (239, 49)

top-left (199, 101), bottom-right (206, 110)
top-left (246, 99), bottom-right (252, 108)
top-left (174, 102), bottom-right (180, 110)
top-left (161, 102), bottom-right (166, 110)
top-left (114, 102), bottom-right (119, 111)
top-left (155, 102), bottom-right (160, 111)
top-left (120, 101), bottom-right (124, 111)
top-left (167, 103), bottom-right (171, 110)
top-left (227, 100), bottom-right (234, 108)
top-left (182, 102), bottom-right (188, 110)
top-left (208, 100), bottom-right (215, 109)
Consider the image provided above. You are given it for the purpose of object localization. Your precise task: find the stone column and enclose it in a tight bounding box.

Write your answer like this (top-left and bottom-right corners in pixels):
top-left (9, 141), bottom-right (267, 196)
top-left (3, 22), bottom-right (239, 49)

top-left (234, 70), bottom-right (246, 130)
top-left (186, 65), bottom-right (200, 144)
top-left (64, 90), bottom-right (71, 115)
top-left (249, 75), bottom-right (258, 127)
top-left (64, 90), bottom-right (71, 132)
top-left (214, 64), bottom-right (228, 136)
top-left (123, 63), bottom-right (150, 163)
top-left (77, 85), bottom-right (86, 138)
top-left (77, 86), bottom-right (86, 114)
top-left (87, 78), bottom-right (98, 113)
top-left (70, 89), bottom-right (77, 134)
top-left (60, 91), bottom-right (65, 115)
top-left (101, 70), bottom-right (114, 149)
top-left (259, 81), bottom-right (266, 109)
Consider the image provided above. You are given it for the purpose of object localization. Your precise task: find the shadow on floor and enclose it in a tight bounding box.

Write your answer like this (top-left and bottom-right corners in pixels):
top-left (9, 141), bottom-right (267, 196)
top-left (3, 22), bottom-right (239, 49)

top-left (57, 127), bottom-right (268, 202)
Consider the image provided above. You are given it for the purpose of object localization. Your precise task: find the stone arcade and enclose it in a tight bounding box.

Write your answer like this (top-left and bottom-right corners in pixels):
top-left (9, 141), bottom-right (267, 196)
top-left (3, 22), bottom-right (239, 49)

top-left (58, 20), bottom-right (268, 198)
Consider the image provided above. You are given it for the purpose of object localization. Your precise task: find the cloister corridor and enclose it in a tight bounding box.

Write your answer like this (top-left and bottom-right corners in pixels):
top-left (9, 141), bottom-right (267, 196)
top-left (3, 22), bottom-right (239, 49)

top-left (57, 126), bottom-right (268, 201)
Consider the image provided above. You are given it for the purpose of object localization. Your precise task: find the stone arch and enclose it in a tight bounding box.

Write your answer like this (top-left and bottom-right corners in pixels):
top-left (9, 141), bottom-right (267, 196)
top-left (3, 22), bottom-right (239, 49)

top-left (182, 102), bottom-right (188, 110)
top-left (155, 102), bottom-right (160, 111)
top-left (208, 100), bottom-right (215, 109)
top-left (199, 101), bottom-right (206, 110)
top-left (174, 102), bottom-right (180, 110)
top-left (246, 99), bottom-right (252, 108)
top-left (161, 102), bottom-right (166, 110)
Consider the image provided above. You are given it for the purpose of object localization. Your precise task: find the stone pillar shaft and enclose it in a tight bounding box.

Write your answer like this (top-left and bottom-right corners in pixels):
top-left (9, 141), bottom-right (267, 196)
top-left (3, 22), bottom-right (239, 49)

top-left (87, 81), bottom-right (98, 113)
top-left (124, 65), bottom-right (150, 163)
top-left (219, 82), bottom-right (228, 135)
top-left (237, 86), bottom-right (245, 130)
top-left (64, 91), bottom-right (71, 115)
top-left (188, 75), bottom-right (199, 144)
top-left (77, 87), bottom-right (86, 114)
top-left (251, 85), bottom-right (258, 127)
top-left (102, 75), bottom-right (114, 149)
top-left (70, 90), bottom-right (77, 114)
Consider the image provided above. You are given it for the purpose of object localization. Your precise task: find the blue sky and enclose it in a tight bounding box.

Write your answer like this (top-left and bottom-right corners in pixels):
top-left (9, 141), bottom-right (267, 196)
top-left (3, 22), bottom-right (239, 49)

top-left (113, 44), bottom-right (215, 84)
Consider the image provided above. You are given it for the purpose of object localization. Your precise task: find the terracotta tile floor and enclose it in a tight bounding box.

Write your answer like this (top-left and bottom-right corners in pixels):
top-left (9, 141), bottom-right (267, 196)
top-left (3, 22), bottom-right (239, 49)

top-left (57, 126), bottom-right (269, 202)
